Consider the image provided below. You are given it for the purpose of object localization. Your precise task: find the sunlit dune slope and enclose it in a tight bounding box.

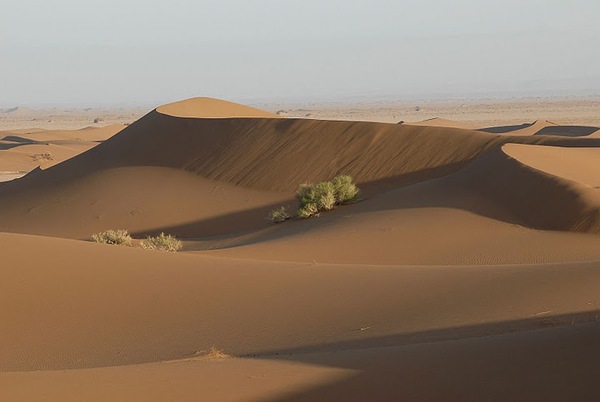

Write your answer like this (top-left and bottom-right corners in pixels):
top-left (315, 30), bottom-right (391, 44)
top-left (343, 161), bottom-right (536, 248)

top-left (2, 231), bottom-right (600, 373)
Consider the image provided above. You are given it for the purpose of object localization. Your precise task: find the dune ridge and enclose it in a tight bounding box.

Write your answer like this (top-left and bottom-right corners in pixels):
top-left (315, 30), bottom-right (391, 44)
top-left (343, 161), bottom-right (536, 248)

top-left (1, 98), bottom-right (599, 239)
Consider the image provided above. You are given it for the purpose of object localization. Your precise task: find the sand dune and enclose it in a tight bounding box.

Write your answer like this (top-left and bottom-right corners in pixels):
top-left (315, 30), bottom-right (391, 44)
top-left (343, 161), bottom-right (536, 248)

top-left (1, 98), bottom-right (599, 239)
top-left (504, 143), bottom-right (600, 187)
top-left (1, 97), bottom-right (600, 400)
top-left (480, 120), bottom-right (557, 135)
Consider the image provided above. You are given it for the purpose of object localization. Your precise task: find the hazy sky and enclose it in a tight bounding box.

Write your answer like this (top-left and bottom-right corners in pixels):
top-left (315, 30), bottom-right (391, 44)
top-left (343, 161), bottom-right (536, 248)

top-left (2, 0), bottom-right (600, 106)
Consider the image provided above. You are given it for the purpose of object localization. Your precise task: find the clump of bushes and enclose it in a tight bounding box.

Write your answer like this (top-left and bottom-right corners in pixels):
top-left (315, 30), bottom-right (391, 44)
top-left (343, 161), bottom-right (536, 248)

top-left (296, 175), bottom-right (359, 218)
top-left (268, 206), bottom-right (291, 223)
top-left (91, 229), bottom-right (132, 246)
top-left (140, 232), bottom-right (183, 252)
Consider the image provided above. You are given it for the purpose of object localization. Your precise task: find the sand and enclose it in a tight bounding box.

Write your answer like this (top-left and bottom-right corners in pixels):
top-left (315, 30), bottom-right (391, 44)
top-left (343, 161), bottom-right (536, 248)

top-left (1, 97), bottom-right (599, 401)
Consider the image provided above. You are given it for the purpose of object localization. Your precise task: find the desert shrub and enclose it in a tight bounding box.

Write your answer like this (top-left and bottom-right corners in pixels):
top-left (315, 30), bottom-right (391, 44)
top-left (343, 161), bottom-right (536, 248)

top-left (268, 206), bottom-right (291, 223)
top-left (297, 202), bottom-right (320, 218)
top-left (140, 232), bottom-right (183, 252)
top-left (296, 175), bottom-right (359, 218)
top-left (32, 153), bottom-right (54, 161)
top-left (331, 175), bottom-right (359, 204)
top-left (313, 181), bottom-right (336, 211)
top-left (91, 229), bottom-right (132, 246)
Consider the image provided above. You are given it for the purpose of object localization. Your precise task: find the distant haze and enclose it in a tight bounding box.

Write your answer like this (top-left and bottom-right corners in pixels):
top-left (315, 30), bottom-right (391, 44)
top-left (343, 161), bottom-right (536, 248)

top-left (2, 0), bottom-right (600, 107)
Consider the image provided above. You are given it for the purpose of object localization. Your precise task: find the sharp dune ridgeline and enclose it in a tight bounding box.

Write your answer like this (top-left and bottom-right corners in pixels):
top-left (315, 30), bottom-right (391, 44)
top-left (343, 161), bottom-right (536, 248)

top-left (1, 97), bottom-right (600, 401)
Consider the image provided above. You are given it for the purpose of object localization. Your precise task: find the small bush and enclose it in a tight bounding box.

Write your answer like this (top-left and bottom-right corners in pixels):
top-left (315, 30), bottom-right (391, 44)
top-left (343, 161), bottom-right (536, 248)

top-left (313, 181), bottom-right (336, 211)
top-left (298, 202), bottom-right (320, 218)
top-left (140, 232), bottom-right (183, 252)
top-left (91, 229), bottom-right (132, 246)
top-left (296, 175), bottom-right (360, 218)
top-left (331, 175), bottom-right (359, 204)
top-left (269, 206), bottom-right (290, 223)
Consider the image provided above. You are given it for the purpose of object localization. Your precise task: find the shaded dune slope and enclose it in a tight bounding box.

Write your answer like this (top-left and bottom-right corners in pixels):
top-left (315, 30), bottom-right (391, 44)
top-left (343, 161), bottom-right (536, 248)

top-left (445, 145), bottom-right (600, 234)
top-left (3, 321), bottom-right (600, 401)
top-left (202, 143), bottom-right (600, 265)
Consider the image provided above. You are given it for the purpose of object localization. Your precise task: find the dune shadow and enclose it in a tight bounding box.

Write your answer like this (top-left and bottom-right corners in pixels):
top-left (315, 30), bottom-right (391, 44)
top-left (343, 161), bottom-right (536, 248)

top-left (480, 122), bottom-right (535, 134)
top-left (252, 311), bottom-right (600, 401)
top-left (0, 136), bottom-right (39, 144)
top-left (129, 160), bottom-right (473, 242)
top-left (534, 126), bottom-right (600, 137)
top-left (482, 123), bottom-right (600, 138)
top-left (130, 135), bottom-right (600, 247)
top-left (0, 142), bottom-right (27, 151)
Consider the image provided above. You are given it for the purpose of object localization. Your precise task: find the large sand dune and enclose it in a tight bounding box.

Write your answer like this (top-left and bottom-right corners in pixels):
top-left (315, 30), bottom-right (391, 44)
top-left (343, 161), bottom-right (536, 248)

top-left (1, 97), bottom-right (599, 400)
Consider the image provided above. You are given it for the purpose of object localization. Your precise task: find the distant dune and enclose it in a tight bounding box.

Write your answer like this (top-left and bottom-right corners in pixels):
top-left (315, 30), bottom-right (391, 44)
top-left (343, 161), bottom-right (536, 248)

top-left (0, 97), bottom-right (599, 401)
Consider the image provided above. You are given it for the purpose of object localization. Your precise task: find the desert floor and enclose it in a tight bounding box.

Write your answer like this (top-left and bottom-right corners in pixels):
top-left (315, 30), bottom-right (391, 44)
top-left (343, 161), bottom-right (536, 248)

top-left (1, 96), bottom-right (599, 401)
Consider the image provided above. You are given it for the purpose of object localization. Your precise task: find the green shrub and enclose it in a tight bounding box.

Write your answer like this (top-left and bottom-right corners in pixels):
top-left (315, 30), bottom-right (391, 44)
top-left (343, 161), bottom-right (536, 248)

top-left (140, 232), bottom-right (183, 252)
top-left (296, 175), bottom-right (359, 218)
top-left (313, 181), bottom-right (336, 210)
top-left (298, 202), bottom-right (320, 218)
top-left (91, 229), bottom-right (132, 246)
top-left (331, 175), bottom-right (359, 203)
top-left (268, 206), bottom-right (291, 223)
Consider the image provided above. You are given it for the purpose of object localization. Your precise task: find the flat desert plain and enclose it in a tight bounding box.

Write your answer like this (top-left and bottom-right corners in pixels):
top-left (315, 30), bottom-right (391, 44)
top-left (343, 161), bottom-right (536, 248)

top-left (1, 97), bottom-right (600, 401)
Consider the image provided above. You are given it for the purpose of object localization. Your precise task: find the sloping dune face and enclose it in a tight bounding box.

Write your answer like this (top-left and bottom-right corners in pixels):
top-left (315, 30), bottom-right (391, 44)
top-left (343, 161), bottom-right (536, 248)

top-left (0, 98), bottom-right (508, 238)
top-left (503, 144), bottom-right (600, 188)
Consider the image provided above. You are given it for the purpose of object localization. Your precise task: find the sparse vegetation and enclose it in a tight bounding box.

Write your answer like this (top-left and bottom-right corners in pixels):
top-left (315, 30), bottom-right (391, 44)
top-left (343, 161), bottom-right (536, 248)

top-left (32, 153), bottom-right (54, 161)
top-left (296, 175), bottom-right (360, 218)
top-left (140, 232), bottom-right (183, 252)
top-left (197, 345), bottom-right (231, 361)
top-left (268, 206), bottom-right (291, 223)
top-left (91, 229), bottom-right (132, 246)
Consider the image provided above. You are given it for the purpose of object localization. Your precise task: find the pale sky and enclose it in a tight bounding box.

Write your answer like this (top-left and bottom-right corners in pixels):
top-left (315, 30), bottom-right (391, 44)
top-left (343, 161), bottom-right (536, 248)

top-left (1, 0), bottom-right (600, 107)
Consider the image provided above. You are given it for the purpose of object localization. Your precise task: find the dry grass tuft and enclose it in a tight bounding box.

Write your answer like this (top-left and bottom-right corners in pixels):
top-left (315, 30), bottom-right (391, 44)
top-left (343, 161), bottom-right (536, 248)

top-left (296, 175), bottom-right (360, 218)
top-left (91, 229), bottom-right (132, 246)
top-left (140, 232), bottom-right (183, 252)
top-left (268, 206), bottom-right (291, 223)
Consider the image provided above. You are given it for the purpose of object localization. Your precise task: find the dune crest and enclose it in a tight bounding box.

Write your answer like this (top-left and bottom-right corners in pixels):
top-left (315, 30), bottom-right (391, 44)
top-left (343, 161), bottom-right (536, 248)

top-left (156, 97), bottom-right (278, 119)
top-left (407, 117), bottom-right (476, 130)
